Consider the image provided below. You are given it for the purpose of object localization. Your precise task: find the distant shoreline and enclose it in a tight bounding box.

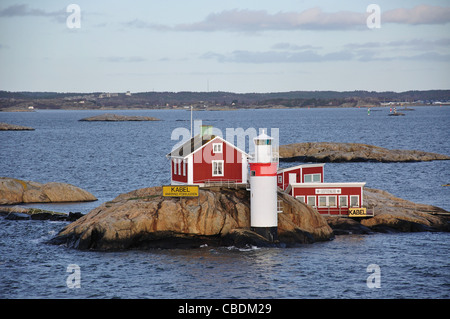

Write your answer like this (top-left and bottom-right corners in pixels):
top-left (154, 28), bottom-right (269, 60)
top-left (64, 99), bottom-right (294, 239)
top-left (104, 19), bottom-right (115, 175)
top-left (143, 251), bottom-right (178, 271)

top-left (1, 103), bottom-right (444, 112)
top-left (1, 89), bottom-right (449, 111)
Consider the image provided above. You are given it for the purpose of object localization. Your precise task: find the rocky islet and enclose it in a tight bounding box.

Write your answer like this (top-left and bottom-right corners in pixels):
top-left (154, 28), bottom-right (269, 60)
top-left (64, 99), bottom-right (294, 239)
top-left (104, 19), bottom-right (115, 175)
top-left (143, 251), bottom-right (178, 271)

top-left (279, 142), bottom-right (450, 162)
top-left (0, 177), bottom-right (97, 205)
top-left (47, 185), bottom-right (449, 250)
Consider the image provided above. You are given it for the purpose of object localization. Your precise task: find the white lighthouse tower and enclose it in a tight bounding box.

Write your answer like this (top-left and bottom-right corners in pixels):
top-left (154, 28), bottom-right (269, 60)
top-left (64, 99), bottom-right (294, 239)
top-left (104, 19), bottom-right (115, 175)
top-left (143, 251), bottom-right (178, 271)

top-left (249, 130), bottom-right (278, 242)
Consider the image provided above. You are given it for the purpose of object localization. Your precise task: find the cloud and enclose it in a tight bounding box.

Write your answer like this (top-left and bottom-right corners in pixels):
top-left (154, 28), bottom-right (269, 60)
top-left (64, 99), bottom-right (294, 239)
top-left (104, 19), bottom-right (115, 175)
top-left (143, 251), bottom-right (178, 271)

top-left (346, 38), bottom-right (450, 50)
top-left (98, 56), bottom-right (147, 63)
top-left (201, 49), bottom-right (354, 63)
top-left (0, 4), bottom-right (65, 22)
top-left (201, 43), bottom-right (450, 64)
top-left (170, 8), bottom-right (366, 32)
top-left (122, 19), bottom-right (170, 31)
top-left (383, 5), bottom-right (450, 25)
top-left (125, 5), bottom-right (450, 33)
top-left (271, 42), bottom-right (322, 50)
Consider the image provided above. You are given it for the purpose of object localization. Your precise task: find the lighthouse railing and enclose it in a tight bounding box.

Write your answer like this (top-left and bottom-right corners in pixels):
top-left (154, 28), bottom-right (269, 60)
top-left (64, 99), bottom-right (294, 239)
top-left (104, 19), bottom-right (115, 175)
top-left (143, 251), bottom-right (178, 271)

top-left (203, 179), bottom-right (242, 189)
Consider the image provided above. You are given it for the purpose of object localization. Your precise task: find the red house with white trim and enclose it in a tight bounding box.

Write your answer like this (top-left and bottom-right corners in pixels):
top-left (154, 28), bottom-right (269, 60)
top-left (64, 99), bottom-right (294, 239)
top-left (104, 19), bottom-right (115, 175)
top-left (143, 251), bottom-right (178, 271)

top-left (278, 164), bottom-right (366, 216)
top-left (166, 126), bottom-right (249, 186)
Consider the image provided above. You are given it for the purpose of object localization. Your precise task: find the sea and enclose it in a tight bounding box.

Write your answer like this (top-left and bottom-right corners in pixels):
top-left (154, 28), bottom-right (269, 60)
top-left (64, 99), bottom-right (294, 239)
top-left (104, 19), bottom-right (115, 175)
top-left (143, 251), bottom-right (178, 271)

top-left (0, 106), bottom-right (449, 300)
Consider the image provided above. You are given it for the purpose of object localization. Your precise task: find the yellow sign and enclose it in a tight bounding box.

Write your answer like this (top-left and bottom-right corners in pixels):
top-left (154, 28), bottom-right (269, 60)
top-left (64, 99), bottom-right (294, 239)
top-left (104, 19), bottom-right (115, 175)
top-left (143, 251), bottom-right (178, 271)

top-left (163, 185), bottom-right (199, 197)
top-left (348, 207), bottom-right (368, 217)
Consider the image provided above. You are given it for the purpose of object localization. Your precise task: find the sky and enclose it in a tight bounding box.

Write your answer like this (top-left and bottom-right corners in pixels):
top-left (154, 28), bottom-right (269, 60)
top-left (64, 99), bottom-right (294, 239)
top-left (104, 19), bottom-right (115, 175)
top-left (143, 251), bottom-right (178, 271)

top-left (0, 0), bottom-right (449, 93)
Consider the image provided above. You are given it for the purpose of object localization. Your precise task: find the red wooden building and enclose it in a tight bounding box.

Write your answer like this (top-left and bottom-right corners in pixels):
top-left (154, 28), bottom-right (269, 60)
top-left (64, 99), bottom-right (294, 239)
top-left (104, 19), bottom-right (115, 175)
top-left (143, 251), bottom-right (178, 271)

top-left (277, 163), bottom-right (325, 190)
top-left (278, 164), bottom-right (366, 216)
top-left (166, 126), bottom-right (249, 186)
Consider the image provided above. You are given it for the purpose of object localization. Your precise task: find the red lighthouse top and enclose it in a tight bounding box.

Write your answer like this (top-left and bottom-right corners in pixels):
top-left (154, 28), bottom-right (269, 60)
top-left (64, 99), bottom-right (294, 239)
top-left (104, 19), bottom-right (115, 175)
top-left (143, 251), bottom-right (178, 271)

top-left (250, 130), bottom-right (277, 176)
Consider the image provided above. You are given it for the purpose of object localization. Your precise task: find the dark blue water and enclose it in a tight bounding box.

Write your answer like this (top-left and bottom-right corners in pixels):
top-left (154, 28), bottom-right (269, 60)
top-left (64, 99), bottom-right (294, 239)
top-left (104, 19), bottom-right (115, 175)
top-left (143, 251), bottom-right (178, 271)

top-left (0, 106), bottom-right (449, 299)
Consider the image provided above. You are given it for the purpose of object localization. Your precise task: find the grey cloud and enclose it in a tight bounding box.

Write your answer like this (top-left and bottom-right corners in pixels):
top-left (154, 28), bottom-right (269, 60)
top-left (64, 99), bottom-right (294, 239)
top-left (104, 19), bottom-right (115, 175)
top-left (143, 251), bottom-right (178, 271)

top-left (383, 5), bottom-right (450, 25)
top-left (125, 5), bottom-right (450, 33)
top-left (98, 56), bottom-right (147, 63)
top-left (271, 42), bottom-right (322, 50)
top-left (201, 47), bottom-right (450, 64)
top-left (0, 4), bottom-right (65, 22)
top-left (201, 50), bottom-right (354, 63)
top-left (123, 19), bottom-right (170, 31)
top-left (172, 8), bottom-right (366, 32)
top-left (346, 38), bottom-right (450, 50)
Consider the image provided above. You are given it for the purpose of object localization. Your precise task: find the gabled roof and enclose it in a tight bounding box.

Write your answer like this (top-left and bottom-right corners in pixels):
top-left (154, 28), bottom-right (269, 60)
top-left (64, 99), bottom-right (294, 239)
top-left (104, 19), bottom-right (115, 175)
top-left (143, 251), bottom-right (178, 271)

top-left (166, 134), bottom-right (250, 159)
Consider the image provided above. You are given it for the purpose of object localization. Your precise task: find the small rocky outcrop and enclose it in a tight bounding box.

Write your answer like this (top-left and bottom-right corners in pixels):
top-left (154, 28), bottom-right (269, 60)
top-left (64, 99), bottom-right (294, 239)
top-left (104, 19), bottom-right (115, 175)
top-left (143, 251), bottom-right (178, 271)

top-left (0, 122), bottom-right (34, 131)
top-left (361, 188), bottom-right (449, 232)
top-left (0, 206), bottom-right (83, 221)
top-left (279, 142), bottom-right (450, 162)
top-left (325, 188), bottom-right (449, 234)
top-left (79, 113), bottom-right (160, 121)
top-left (49, 186), bottom-right (333, 250)
top-left (0, 177), bottom-right (97, 205)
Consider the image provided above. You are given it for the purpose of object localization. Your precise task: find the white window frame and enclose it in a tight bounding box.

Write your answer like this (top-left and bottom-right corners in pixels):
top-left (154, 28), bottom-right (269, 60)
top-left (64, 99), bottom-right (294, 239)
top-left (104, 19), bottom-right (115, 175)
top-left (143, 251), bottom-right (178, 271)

top-left (339, 195), bottom-right (348, 207)
top-left (307, 196), bottom-right (316, 207)
top-left (212, 143), bottom-right (223, 154)
top-left (328, 196), bottom-right (337, 207)
top-left (212, 160), bottom-right (224, 176)
top-left (318, 196), bottom-right (328, 207)
top-left (350, 195), bottom-right (360, 208)
top-left (183, 160), bottom-right (186, 176)
top-left (278, 175), bottom-right (282, 184)
top-left (304, 173), bottom-right (321, 183)
top-left (295, 196), bottom-right (305, 203)
top-left (318, 196), bottom-right (337, 207)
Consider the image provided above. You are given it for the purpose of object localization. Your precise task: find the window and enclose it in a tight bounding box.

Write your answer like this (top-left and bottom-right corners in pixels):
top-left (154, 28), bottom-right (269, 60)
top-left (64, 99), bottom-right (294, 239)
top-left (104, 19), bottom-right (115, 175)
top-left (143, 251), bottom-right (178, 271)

top-left (328, 196), bottom-right (337, 207)
top-left (173, 159), bottom-right (177, 175)
top-left (212, 160), bottom-right (224, 176)
top-left (319, 196), bottom-right (337, 207)
top-left (278, 175), bottom-right (282, 183)
top-left (256, 139), bottom-right (271, 145)
top-left (295, 196), bottom-right (305, 203)
top-left (183, 160), bottom-right (186, 176)
top-left (304, 173), bottom-right (321, 183)
top-left (213, 143), bottom-right (222, 153)
top-left (307, 196), bottom-right (316, 207)
top-left (350, 195), bottom-right (359, 207)
top-left (178, 160), bottom-right (182, 176)
top-left (339, 196), bottom-right (348, 207)
top-left (318, 196), bottom-right (327, 207)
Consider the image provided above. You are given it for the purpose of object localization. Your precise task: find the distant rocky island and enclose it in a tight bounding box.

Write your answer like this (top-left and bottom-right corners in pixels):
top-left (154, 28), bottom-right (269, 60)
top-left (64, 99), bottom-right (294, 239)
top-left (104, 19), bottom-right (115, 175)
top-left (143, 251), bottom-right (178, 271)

top-left (279, 142), bottom-right (450, 163)
top-left (0, 122), bottom-right (34, 131)
top-left (0, 177), bottom-right (97, 205)
top-left (79, 113), bottom-right (161, 121)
